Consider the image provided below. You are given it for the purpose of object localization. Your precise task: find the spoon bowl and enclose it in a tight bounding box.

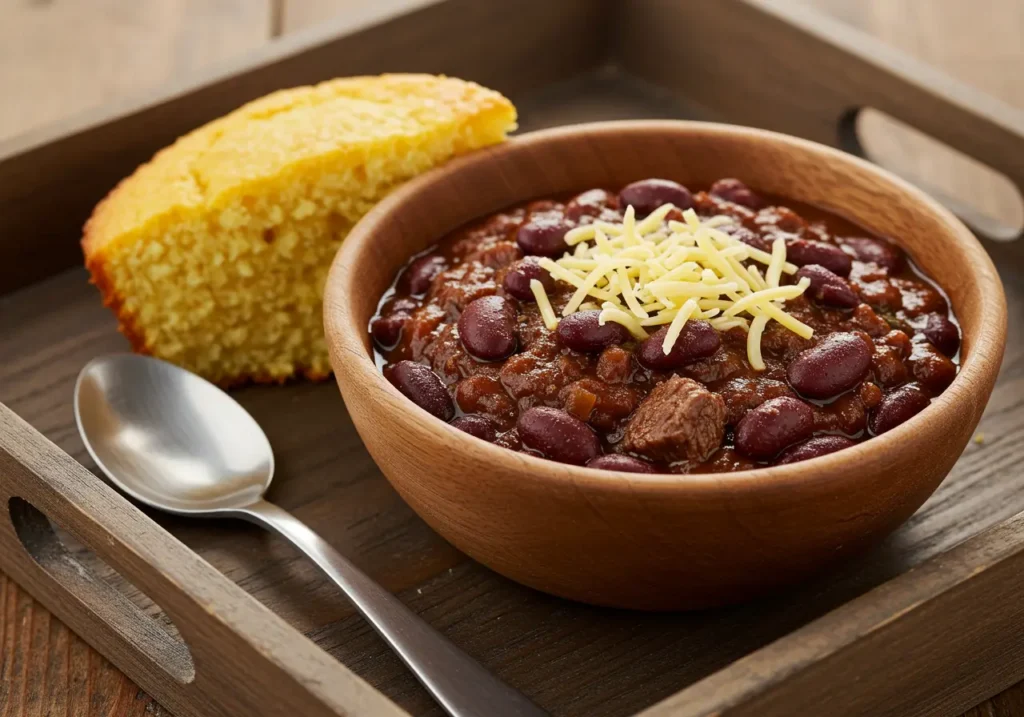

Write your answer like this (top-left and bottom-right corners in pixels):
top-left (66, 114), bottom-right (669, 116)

top-left (74, 353), bottom-right (545, 717)
top-left (75, 354), bottom-right (272, 514)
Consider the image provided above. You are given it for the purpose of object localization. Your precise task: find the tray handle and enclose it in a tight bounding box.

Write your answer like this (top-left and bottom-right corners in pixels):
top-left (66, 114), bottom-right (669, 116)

top-left (616, 0), bottom-right (1024, 243)
top-left (0, 403), bottom-right (406, 717)
top-left (6, 495), bottom-right (196, 685)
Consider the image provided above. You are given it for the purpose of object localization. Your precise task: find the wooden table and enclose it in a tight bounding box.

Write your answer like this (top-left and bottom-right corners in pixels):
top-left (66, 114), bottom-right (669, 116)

top-left (0, 1), bottom-right (1020, 715)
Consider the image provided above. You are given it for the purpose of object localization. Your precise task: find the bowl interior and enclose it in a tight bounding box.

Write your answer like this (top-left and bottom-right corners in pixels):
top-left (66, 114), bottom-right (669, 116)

top-left (323, 120), bottom-right (1006, 608)
top-left (327, 120), bottom-right (1004, 480)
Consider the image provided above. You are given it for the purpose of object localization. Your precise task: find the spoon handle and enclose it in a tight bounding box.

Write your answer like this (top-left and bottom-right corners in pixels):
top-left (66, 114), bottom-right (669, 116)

top-left (235, 499), bottom-right (548, 717)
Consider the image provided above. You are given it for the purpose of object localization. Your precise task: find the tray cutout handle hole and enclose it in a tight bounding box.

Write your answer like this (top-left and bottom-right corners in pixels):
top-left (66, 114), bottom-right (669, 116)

top-left (7, 496), bottom-right (196, 685)
top-left (840, 107), bottom-right (1023, 241)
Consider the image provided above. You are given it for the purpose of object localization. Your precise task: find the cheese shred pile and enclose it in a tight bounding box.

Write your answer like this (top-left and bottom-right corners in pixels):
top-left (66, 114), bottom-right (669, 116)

top-left (531, 204), bottom-right (813, 370)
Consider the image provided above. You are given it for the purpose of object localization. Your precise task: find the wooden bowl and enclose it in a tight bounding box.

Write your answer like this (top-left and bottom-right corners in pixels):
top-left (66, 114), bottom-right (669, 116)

top-left (324, 121), bottom-right (1006, 610)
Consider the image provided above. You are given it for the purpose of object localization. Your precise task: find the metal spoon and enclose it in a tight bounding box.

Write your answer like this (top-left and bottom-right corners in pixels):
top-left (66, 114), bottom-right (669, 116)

top-left (74, 354), bottom-right (546, 717)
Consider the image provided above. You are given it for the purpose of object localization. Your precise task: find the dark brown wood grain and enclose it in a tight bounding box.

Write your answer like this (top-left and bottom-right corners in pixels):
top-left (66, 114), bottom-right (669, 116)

top-left (2, 75), bottom-right (1023, 715)
top-left (0, 400), bottom-right (407, 717)
top-left (0, 0), bottom-right (607, 295)
top-left (0, 571), bottom-right (169, 717)
top-left (1, 0), bottom-right (1024, 715)
top-left (615, 0), bottom-right (1024, 244)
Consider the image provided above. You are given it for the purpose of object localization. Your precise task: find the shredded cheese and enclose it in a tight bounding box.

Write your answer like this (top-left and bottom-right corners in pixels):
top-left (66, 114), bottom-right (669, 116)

top-left (746, 314), bottom-right (770, 370)
top-left (540, 205), bottom-right (813, 368)
top-left (530, 279), bottom-right (559, 331)
top-left (598, 303), bottom-right (649, 340)
top-left (765, 236), bottom-right (787, 288)
top-left (662, 299), bottom-right (699, 355)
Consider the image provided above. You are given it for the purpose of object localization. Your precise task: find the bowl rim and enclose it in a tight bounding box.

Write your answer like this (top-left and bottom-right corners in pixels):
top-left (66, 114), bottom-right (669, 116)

top-left (324, 119), bottom-right (1007, 494)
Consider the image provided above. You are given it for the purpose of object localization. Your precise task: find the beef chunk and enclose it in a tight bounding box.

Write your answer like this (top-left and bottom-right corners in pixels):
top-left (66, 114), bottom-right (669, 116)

top-left (623, 376), bottom-right (726, 463)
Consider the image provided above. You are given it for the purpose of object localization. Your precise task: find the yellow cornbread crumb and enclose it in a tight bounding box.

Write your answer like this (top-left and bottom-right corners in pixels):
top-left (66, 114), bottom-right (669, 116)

top-left (83, 74), bottom-right (517, 385)
top-left (974, 433), bottom-right (986, 445)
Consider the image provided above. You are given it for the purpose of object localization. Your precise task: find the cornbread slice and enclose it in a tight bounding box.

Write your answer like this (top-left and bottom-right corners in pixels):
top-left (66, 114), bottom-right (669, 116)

top-left (83, 74), bottom-right (517, 385)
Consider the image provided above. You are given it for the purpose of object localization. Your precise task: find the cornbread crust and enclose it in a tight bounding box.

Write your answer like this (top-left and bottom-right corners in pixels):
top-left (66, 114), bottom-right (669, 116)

top-left (83, 74), bottom-right (517, 385)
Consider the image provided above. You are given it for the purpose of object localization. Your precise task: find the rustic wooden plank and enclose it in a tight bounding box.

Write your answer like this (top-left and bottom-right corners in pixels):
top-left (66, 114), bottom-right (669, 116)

top-left (803, 0), bottom-right (1024, 238)
top-left (641, 511), bottom-right (1024, 717)
top-left (965, 684), bottom-right (1024, 717)
top-left (616, 0), bottom-right (1024, 243)
top-left (0, 0), bottom-right (272, 144)
top-left (0, 0), bottom-right (606, 295)
top-left (0, 1), bottom-right (1023, 716)
top-left (281, 0), bottom-right (376, 33)
top-left (0, 572), bottom-right (163, 717)
top-left (802, 4), bottom-right (1024, 714)
top-left (0, 402), bottom-right (411, 717)
top-left (0, 3), bottom-right (270, 712)
top-left (0, 73), bottom-right (1022, 713)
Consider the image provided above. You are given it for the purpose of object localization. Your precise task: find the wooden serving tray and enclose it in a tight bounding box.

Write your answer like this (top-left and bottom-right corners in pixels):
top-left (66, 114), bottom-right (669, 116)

top-left (1, 1), bottom-right (1022, 715)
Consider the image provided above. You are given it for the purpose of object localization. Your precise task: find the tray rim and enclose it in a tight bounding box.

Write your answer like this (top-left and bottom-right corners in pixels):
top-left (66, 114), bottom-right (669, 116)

top-left (2, 1), bottom-right (1024, 716)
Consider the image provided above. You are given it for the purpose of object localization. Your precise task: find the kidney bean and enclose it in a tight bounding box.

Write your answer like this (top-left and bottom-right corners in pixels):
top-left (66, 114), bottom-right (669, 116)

top-left (735, 396), bottom-right (815, 459)
top-left (795, 264), bottom-right (859, 308)
top-left (389, 361), bottom-right (454, 421)
top-left (923, 313), bottom-right (961, 357)
top-left (777, 435), bottom-right (857, 464)
top-left (565, 188), bottom-right (618, 221)
top-left (637, 321), bottom-right (720, 370)
top-left (370, 314), bottom-right (408, 349)
top-left (450, 415), bottom-right (499, 443)
top-left (503, 257), bottom-right (555, 301)
top-left (458, 296), bottom-right (518, 361)
top-left (709, 178), bottom-right (764, 209)
top-left (557, 310), bottom-right (631, 353)
top-left (516, 215), bottom-right (573, 257)
top-left (785, 239), bottom-right (853, 277)
top-left (869, 383), bottom-right (930, 434)
top-left (399, 254), bottom-right (447, 295)
top-left (587, 454), bottom-right (657, 473)
top-left (619, 178), bottom-right (693, 216)
top-left (787, 332), bottom-right (872, 399)
top-left (518, 407), bottom-right (601, 465)
top-left (909, 340), bottom-right (957, 393)
top-left (842, 237), bottom-right (904, 272)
